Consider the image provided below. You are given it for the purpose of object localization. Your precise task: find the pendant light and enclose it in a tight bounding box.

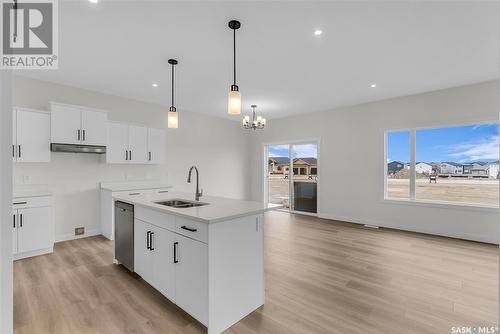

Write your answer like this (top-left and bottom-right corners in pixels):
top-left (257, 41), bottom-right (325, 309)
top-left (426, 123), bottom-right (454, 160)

top-left (243, 105), bottom-right (266, 130)
top-left (228, 20), bottom-right (241, 115)
top-left (167, 59), bottom-right (178, 129)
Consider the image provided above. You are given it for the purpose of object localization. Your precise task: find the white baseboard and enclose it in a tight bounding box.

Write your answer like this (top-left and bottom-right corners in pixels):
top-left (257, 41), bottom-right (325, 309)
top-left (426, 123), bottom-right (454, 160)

top-left (55, 228), bottom-right (101, 243)
top-left (317, 212), bottom-right (499, 245)
top-left (14, 247), bottom-right (53, 261)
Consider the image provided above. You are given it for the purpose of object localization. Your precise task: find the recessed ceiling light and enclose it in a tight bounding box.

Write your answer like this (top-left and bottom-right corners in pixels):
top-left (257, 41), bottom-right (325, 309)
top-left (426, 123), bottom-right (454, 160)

top-left (152, 83), bottom-right (158, 88)
top-left (314, 30), bottom-right (322, 36)
top-left (370, 83), bottom-right (377, 88)
top-left (89, 0), bottom-right (98, 3)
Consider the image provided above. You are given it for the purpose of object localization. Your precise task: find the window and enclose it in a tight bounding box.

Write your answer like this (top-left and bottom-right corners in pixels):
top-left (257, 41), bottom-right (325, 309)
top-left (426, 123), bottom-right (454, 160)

top-left (386, 130), bottom-right (410, 199)
top-left (385, 122), bottom-right (499, 207)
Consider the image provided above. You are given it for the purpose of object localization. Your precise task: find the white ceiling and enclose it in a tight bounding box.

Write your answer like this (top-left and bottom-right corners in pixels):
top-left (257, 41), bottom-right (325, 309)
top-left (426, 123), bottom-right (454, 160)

top-left (19, 1), bottom-right (500, 120)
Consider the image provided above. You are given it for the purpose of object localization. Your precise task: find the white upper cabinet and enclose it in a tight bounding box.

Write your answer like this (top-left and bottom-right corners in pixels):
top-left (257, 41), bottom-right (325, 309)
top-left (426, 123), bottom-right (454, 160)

top-left (147, 128), bottom-right (166, 164)
top-left (13, 108), bottom-right (51, 163)
top-left (50, 103), bottom-right (81, 144)
top-left (81, 109), bottom-right (107, 146)
top-left (128, 125), bottom-right (148, 164)
top-left (50, 102), bottom-right (107, 146)
top-left (106, 122), bottom-right (129, 163)
top-left (106, 122), bottom-right (165, 165)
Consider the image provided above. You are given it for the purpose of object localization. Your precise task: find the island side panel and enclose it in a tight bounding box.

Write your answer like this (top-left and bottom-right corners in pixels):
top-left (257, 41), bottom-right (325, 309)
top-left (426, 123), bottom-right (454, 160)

top-left (208, 214), bottom-right (264, 334)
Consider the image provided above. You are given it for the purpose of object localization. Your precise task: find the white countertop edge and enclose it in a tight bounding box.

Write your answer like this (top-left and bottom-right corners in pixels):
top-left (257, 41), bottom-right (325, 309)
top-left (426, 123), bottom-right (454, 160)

top-left (113, 192), bottom-right (283, 224)
top-left (13, 192), bottom-right (53, 199)
top-left (101, 184), bottom-right (173, 192)
top-left (129, 201), bottom-right (283, 223)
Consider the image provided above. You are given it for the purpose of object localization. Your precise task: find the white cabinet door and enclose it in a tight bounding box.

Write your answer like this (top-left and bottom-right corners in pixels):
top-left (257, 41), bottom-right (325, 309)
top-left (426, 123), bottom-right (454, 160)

top-left (81, 109), bottom-right (107, 146)
top-left (134, 219), bottom-right (153, 281)
top-left (16, 110), bottom-right (51, 163)
top-left (147, 128), bottom-right (166, 164)
top-left (12, 211), bottom-right (17, 254)
top-left (151, 226), bottom-right (176, 302)
top-left (175, 234), bottom-right (208, 324)
top-left (106, 122), bottom-right (129, 164)
top-left (12, 110), bottom-right (17, 162)
top-left (128, 125), bottom-right (148, 164)
top-left (17, 206), bottom-right (53, 254)
top-left (50, 104), bottom-right (82, 144)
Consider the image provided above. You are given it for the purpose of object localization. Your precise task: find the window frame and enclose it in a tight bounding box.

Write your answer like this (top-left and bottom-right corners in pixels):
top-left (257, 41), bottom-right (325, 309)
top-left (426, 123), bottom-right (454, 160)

top-left (383, 121), bottom-right (500, 210)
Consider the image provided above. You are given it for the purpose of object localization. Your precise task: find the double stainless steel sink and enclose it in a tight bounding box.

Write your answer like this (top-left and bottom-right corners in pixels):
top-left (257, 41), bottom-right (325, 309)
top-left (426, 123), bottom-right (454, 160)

top-left (155, 199), bottom-right (209, 209)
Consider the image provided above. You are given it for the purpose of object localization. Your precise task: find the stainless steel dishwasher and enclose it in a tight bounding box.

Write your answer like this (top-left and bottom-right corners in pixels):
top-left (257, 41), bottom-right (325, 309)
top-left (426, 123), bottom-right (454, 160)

top-left (115, 201), bottom-right (134, 271)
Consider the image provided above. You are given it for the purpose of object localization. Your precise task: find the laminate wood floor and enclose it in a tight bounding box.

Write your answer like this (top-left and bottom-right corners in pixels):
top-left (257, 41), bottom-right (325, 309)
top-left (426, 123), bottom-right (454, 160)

top-left (14, 211), bottom-right (498, 334)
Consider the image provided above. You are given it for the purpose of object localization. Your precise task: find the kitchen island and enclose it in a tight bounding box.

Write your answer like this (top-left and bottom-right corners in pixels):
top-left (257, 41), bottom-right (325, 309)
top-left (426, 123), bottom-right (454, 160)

top-left (113, 192), bottom-right (282, 334)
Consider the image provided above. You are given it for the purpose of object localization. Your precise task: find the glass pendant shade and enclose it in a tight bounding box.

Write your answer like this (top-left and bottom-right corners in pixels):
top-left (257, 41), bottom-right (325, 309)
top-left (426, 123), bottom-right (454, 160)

top-left (228, 89), bottom-right (241, 115)
top-left (168, 108), bottom-right (178, 129)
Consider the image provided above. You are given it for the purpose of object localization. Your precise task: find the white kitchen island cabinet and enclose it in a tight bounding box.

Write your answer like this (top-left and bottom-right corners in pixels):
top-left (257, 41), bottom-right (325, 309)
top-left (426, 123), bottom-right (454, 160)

top-left (114, 192), bottom-right (281, 334)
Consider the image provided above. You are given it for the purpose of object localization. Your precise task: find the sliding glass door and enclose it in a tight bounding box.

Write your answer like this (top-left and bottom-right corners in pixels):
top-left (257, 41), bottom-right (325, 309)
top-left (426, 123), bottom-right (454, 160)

top-left (266, 142), bottom-right (318, 214)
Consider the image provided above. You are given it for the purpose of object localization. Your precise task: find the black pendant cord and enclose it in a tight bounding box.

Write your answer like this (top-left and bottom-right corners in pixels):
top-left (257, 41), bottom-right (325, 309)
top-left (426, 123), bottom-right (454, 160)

top-left (13, 0), bottom-right (18, 43)
top-left (171, 63), bottom-right (174, 108)
top-left (233, 28), bottom-right (236, 86)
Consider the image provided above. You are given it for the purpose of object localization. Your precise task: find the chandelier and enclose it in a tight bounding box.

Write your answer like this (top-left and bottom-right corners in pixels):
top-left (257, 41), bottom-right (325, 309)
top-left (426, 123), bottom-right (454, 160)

top-left (243, 105), bottom-right (266, 130)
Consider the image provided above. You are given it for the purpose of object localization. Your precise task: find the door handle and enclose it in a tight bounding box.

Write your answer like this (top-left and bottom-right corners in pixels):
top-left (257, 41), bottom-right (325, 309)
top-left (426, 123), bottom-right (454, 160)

top-left (173, 242), bottom-right (178, 263)
top-left (148, 152), bottom-right (151, 161)
top-left (19, 214), bottom-right (23, 227)
top-left (129, 150), bottom-right (132, 161)
top-left (146, 231), bottom-right (151, 250)
top-left (181, 226), bottom-right (197, 232)
top-left (18, 145), bottom-right (21, 158)
top-left (13, 214), bottom-right (15, 228)
top-left (150, 232), bottom-right (154, 251)
top-left (77, 129), bottom-right (81, 141)
top-left (12, 145), bottom-right (15, 158)
top-left (82, 129), bottom-right (86, 142)
top-left (125, 150), bottom-right (128, 161)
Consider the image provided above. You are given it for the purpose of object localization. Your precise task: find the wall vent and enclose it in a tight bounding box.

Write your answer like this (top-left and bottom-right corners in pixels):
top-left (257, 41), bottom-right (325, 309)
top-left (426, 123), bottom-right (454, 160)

top-left (75, 227), bottom-right (85, 236)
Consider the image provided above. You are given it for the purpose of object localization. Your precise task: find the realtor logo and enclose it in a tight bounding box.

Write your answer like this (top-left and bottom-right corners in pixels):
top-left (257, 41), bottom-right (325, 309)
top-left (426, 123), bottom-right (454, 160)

top-left (1, 0), bottom-right (58, 69)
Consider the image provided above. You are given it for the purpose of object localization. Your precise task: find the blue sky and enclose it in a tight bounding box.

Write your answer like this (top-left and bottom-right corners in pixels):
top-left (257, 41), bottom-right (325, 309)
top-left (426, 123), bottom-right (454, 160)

top-left (387, 123), bottom-right (499, 163)
top-left (268, 144), bottom-right (317, 158)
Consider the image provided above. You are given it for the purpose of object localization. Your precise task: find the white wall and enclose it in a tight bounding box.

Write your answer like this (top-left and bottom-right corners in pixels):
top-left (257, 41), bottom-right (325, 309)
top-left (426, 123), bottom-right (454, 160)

top-left (1, 72), bottom-right (14, 333)
top-left (249, 81), bottom-right (500, 244)
top-left (12, 76), bottom-right (250, 241)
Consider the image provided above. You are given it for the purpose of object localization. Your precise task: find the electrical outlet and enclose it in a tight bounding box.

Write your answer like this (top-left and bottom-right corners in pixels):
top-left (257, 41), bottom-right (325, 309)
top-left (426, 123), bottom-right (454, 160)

top-left (75, 227), bottom-right (85, 236)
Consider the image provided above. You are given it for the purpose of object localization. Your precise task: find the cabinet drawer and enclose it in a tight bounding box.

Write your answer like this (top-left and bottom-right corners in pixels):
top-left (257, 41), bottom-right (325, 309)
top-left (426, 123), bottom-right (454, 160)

top-left (135, 206), bottom-right (175, 231)
top-left (175, 217), bottom-right (208, 244)
top-left (13, 196), bottom-right (52, 210)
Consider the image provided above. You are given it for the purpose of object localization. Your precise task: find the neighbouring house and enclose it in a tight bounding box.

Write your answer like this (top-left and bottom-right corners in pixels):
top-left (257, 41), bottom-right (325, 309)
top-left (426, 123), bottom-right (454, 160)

top-left (293, 157), bottom-right (318, 176)
top-left (488, 162), bottom-right (499, 179)
top-left (387, 161), bottom-right (405, 175)
top-left (268, 157), bottom-right (318, 176)
top-left (415, 162), bottom-right (433, 174)
top-left (438, 162), bottom-right (463, 174)
top-left (464, 162), bottom-right (489, 176)
top-left (268, 157), bottom-right (290, 174)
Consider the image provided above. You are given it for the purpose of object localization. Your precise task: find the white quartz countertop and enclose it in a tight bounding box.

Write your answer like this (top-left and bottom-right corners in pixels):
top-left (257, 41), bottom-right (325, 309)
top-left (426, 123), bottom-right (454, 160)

top-left (100, 181), bottom-right (172, 192)
top-left (13, 190), bottom-right (53, 198)
top-left (113, 192), bottom-right (283, 223)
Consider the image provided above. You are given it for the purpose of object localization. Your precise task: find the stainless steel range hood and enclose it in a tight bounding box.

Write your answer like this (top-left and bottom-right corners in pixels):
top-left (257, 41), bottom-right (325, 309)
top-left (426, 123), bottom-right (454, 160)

top-left (50, 143), bottom-right (106, 154)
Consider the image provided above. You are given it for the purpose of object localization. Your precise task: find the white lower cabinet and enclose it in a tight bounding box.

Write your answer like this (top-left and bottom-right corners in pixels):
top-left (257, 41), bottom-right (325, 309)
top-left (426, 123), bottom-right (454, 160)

top-left (174, 233), bottom-right (208, 324)
top-left (134, 217), bottom-right (208, 325)
top-left (13, 196), bottom-right (54, 260)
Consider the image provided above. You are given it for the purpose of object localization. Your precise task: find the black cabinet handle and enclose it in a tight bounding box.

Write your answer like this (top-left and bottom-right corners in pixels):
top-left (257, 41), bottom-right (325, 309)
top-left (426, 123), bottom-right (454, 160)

top-left (77, 129), bottom-right (81, 141)
top-left (20, 214), bottom-right (23, 227)
top-left (129, 150), bottom-right (132, 161)
top-left (128, 193), bottom-right (140, 196)
top-left (13, 201), bottom-right (27, 205)
top-left (13, 214), bottom-right (15, 228)
top-left (146, 231), bottom-right (151, 250)
top-left (173, 242), bottom-right (178, 263)
top-left (12, 145), bottom-right (15, 158)
top-left (82, 129), bottom-right (86, 141)
top-left (18, 145), bottom-right (21, 158)
top-left (150, 232), bottom-right (154, 251)
top-left (181, 226), bottom-right (197, 232)
top-left (148, 152), bottom-right (151, 161)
